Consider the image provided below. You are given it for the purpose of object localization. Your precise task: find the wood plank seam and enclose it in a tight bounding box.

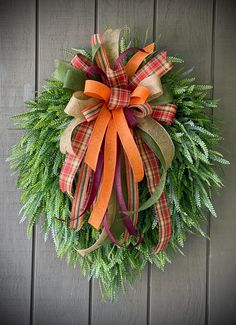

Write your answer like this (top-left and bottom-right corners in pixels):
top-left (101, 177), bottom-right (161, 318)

top-left (29, 0), bottom-right (39, 324)
top-left (206, 0), bottom-right (215, 324)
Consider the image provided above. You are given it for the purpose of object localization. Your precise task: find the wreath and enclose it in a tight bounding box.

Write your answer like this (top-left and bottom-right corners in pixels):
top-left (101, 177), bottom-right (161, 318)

top-left (9, 27), bottom-right (228, 300)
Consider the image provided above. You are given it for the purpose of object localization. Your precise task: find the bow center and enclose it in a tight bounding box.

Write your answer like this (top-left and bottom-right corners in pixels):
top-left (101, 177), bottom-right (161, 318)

top-left (107, 87), bottom-right (131, 110)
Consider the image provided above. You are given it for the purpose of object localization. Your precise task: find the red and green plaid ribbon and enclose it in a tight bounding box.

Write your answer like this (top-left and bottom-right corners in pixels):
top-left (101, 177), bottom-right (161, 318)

top-left (152, 104), bottom-right (177, 125)
top-left (59, 121), bottom-right (94, 195)
top-left (124, 137), bottom-right (139, 242)
top-left (106, 64), bottom-right (128, 88)
top-left (91, 33), bottom-right (110, 71)
top-left (108, 88), bottom-right (131, 110)
top-left (70, 161), bottom-right (93, 229)
top-left (71, 53), bottom-right (93, 74)
top-left (136, 133), bottom-right (171, 252)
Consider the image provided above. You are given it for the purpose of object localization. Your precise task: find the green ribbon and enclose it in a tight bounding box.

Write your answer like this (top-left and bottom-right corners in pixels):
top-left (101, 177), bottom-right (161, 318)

top-left (126, 117), bottom-right (175, 214)
top-left (53, 59), bottom-right (86, 91)
top-left (136, 130), bottom-right (167, 212)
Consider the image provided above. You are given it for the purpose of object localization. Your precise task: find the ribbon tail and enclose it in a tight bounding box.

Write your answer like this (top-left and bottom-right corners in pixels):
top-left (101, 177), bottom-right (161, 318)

top-left (59, 121), bottom-right (94, 195)
top-left (135, 129), bottom-right (167, 212)
top-left (76, 227), bottom-right (108, 256)
top-left (88, 118), bottom-right (117, 229)
top-left (112, 108), bottom-right (144, 183)
top-left (79, 150), bottom-right (104, 217)
top-left (84, 104), bottom-right (111, 171)
top-left (76, 189), bottom-right (117, 256)
top-left (70, 161), bottom-right (93, 229)
top-left (135, 133), bottom-right (172, 252)
top-left (124, 151), bottom-right (139, 242)
top-left (70, 150), bottom-right (104, 228)
top-left (115, 141), bottom-right (137, 236)
top-left (153, 191), bottom-right (171, 253)
top-left (102, 212), bottom-right (123, 247)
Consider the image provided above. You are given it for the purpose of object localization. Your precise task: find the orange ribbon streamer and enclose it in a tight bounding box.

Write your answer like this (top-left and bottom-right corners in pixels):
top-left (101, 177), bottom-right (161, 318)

top-left (88, 119), bottom-right (117, 229)
top-left (84, 104), bottom-right (111, 171)
top-left (112, 108), bottom-right (144, 182)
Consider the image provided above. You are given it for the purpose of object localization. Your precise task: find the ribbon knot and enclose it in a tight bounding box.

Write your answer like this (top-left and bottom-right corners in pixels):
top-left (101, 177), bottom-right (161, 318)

top-left (108, 87), bottom-right (131, 110)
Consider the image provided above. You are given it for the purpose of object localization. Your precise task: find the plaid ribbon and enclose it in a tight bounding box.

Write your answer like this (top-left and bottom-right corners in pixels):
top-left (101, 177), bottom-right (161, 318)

top-left (70, 161), bottom-right (93, 229)
top-left (152, 104), bottom-right (177, 125)
top-left (82, 101), bottom-right (103, 122)
top-left (130, 102), bottom-right (153, 118)
top-left (124, 136), bottom-right (139, 242)
top-left (59, 121), bottom-right (94, 195)
top-left (91, 33), bottom-right (110, 72)
top-left (71, 53), bottom-right (93, 74)
top-left (108, 88), bottom-right (131, 110)
top-left (106, 64), bottom-right (128, 88)
top-left (135, 133), bottom-right (171, 252)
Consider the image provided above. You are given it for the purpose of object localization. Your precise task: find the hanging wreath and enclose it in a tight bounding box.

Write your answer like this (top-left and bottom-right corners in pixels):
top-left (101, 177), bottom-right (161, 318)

top-left (9, 27), bottom-right (229, 300)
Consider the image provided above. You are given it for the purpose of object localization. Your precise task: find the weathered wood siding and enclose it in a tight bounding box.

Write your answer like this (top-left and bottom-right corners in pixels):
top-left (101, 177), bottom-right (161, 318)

top-left (0, 0), bottom-right (235, 324)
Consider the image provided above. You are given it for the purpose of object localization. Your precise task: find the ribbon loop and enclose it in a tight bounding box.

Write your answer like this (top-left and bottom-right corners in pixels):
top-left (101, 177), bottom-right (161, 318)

top-left (84, 80), bottom-right (111, 101)
top-left (139, 73), bottom-right (163, 101)
top-left (64, 91), bottom-right (101, 117)
top-left (129, 103), bottom-right (153, 118)
top-left (53, 59), bottom-right (86, 91)
top-left (102, 28), bottom-right (121, 68)
top-left (130, 86), bottom-right (150, 104)
top-left (125, 43), bottom-right (155, 77)
top-left (129, 51), bottom-right (173, 91)
top-left (106, 65), bottom-right (128, 88)
top-left (71, 53), bottom-right (93, 74)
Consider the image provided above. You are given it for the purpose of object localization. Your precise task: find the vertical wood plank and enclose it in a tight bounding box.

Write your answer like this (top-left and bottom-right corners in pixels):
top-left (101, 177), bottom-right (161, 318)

top-left (0, 0), bottom-right (35, 323)
top-left (209, 0), bottom-right (236, 324)
top-left (32, 1), bottom-right (95, 324)
top-left (97, 0), bottom-right (155, 41)
top-left (150, 1), bottom-right (214, 324)
top-left (91, 1), bottom-right (154, 324)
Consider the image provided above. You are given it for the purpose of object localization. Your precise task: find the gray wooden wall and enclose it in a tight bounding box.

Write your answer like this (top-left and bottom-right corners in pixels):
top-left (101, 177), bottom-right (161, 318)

top-left (1, 0), bottom-right (236, 324)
